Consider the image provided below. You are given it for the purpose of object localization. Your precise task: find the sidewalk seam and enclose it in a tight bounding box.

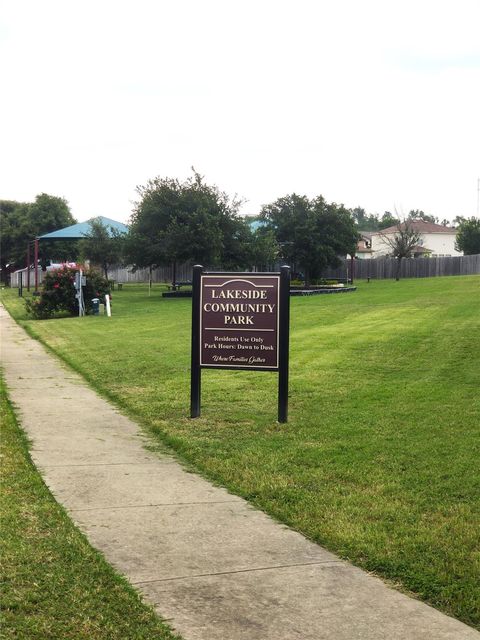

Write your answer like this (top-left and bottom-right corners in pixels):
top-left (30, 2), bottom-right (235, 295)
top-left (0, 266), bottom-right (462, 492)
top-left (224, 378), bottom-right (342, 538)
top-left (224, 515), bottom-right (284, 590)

top-left (39, 461), bottom-right (175, 468)
top-left (131, 560), bottom-right (345, 585)
top-left (69, 500), bottom-right (241, 512)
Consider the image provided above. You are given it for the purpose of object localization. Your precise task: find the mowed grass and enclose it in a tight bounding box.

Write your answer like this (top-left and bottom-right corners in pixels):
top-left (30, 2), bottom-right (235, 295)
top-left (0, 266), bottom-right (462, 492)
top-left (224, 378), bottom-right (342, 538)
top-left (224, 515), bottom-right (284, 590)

top-left (0, 377), bottom-right (181, 640)
top-left (2, 276), bottom-right (480, 629)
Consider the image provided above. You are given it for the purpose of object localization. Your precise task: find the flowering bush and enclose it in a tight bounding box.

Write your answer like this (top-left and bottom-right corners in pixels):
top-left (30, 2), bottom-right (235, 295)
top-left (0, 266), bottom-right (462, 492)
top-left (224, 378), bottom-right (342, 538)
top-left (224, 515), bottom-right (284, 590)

top-left (26, 266), bottom-right (110, 319)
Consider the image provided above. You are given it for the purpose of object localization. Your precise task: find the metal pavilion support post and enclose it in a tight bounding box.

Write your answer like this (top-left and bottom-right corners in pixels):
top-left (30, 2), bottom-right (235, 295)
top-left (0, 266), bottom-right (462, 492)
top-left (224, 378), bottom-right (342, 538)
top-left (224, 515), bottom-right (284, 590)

top-left (34, 238), bottom-right (39, 294)
top-left (26, 242), bottom-right (31, 291)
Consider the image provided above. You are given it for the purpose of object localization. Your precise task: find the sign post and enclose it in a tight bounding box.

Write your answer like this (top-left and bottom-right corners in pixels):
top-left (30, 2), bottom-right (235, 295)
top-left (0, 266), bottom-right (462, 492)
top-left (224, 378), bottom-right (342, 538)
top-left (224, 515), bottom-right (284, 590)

top-left (190, 265), bottom-right (290, 422)
top-left (190, 265), bottom-right (202, 418)
top-left (278, 265), bottom-right (290, 422)
top-left (74, 270), bottom-right (86, 317)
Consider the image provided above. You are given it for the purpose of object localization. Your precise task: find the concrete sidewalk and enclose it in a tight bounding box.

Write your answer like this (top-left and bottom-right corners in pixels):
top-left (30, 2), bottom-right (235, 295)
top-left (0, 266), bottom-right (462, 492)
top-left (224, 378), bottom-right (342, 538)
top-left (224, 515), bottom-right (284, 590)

top-left (1, 304), bottom-right (478, 640)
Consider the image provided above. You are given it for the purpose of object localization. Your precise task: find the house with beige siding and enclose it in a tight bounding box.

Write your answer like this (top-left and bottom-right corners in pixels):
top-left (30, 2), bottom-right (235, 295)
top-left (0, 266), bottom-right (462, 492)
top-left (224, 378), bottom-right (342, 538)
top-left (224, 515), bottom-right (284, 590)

top-left (369, 221), bottom-right (461, 258)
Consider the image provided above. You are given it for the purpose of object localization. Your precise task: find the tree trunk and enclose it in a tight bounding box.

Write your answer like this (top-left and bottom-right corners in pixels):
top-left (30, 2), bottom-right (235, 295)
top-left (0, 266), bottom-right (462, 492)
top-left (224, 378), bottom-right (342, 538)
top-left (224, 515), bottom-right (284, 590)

top-left (395, 257), bottom-right (401, 281)
top-left (172, 260), bottom-right (177, 289)
top-left (304, 268), bottom-right (310, 289)
top-left (149, 265), bottom-right (152, 296)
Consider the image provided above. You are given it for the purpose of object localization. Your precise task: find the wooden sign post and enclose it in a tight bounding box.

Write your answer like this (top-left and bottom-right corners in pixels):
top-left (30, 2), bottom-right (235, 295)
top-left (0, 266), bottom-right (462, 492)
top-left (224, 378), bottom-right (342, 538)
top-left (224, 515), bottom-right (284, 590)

top-left (190, 265), bottom-right (290, 422)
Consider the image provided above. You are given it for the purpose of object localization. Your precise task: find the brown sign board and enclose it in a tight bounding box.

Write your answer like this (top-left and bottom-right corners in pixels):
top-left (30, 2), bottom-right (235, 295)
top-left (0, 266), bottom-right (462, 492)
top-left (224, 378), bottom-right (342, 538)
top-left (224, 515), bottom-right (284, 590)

top-left (191, 266), bottom-right (290, 422)
top-left (200, 275), bottom-right (280, 370)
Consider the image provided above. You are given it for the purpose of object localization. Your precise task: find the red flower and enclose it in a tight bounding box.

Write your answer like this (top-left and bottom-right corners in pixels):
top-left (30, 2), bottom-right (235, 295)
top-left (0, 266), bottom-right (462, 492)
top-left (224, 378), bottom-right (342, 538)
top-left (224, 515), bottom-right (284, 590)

top-left (53, 283), bottom-right (60, 289)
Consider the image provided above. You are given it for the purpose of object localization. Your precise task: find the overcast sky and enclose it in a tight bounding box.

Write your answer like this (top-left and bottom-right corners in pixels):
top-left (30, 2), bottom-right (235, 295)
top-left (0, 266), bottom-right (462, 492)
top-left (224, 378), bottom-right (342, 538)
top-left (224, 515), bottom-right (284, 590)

top-left (1, 0), bottom-right (479, 224)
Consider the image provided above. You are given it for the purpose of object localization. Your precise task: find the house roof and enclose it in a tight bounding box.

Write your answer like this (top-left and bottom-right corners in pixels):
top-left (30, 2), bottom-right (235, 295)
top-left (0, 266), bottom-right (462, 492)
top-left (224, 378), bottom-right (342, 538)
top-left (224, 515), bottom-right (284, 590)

top-left (411, 245), bottom-right (432, 254)
top-left (374, 220), bottom-right (455, 235)
top-left (39, 216), bottom-right (128, 240)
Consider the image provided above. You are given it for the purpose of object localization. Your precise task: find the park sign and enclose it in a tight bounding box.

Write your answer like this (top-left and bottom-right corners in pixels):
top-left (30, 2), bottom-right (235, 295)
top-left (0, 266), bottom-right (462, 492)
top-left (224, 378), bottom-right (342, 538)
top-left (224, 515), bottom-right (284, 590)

top-left (200, 274), bottom-right (279, 369)
top-left (190, 266), bottom-right (290, 422)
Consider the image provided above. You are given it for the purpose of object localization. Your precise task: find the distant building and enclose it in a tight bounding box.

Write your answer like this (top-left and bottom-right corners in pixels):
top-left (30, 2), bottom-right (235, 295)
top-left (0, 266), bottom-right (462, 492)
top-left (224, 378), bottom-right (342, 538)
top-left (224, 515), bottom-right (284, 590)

top-left (355, 233), bottom-right (373, 259)
top-left (369, 221), bottom-right (461, 258)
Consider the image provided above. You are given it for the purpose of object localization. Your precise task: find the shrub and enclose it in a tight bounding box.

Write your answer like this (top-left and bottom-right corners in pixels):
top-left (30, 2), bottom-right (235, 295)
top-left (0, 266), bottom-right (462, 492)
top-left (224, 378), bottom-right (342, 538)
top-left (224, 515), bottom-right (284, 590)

top-left (309, 278), bottom-right (339, 286)
top-left (26, 267), bottom-right (110, 319)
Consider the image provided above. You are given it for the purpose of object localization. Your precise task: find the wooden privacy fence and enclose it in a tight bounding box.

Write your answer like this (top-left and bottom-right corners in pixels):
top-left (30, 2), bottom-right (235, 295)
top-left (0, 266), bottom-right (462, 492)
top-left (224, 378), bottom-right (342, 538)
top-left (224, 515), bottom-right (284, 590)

top-left (10, 255), bottom-right (480, 288)
top-left (107, 263), bottom-right (193, 283)
top-left (323, 254), bottom-right (480, 280)
top-left (10, 269), bottom-right (45, 288)
top-left (10, 263), bottom-right (193, 288)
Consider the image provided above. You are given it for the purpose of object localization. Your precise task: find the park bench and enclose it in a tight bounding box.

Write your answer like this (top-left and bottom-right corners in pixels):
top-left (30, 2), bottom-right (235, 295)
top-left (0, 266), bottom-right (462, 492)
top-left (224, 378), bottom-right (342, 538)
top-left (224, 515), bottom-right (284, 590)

top-left (331, 278), bottom-right (353, 284)
top-left (166, 281), bottom-right (192, 291)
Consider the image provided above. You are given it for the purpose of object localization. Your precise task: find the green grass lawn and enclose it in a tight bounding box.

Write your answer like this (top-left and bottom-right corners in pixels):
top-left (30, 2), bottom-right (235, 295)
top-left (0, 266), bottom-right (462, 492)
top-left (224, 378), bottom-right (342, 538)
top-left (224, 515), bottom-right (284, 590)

top-left (2, 276), bottom-right (480, 629)
top-left (0, 377), bottom-right (181, 640)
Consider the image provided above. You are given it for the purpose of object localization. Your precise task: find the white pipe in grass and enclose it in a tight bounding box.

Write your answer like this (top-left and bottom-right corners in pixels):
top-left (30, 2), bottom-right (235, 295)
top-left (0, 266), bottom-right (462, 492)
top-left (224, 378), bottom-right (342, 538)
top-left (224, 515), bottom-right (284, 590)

top-left (105, 294), bottom-right (112, 317)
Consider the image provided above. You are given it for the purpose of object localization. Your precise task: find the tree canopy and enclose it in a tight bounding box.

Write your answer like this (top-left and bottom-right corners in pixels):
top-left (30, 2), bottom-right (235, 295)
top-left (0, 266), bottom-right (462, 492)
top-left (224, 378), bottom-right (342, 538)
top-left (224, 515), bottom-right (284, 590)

top-left (260, 194), bottom-right (358, 286)
top-left (126, 172), bottom-right (252, 281)
top-left (0, 194), bottom-right (76, 282)
top-left (351, 207), bottom-right (381, 231)
top-left (79, 218), bottom-right (125, 280)
top-left (351, 208), bottom-right (445, 232)
top-left (350, 207), bottom-right (400, 231)
top-left (455, 217), bottom-right (480, 255)
top-left (380, 211), bottom-right (401, 228)
top-left (249, 226), bottom-right (279, 271)
top-left (407, 209), bottom-right (438, 224)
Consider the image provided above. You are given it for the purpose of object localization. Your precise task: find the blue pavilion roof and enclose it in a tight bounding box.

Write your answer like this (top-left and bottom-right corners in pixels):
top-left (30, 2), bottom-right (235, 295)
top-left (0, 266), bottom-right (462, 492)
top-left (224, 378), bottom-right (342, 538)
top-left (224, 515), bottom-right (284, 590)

top-left (39, 216), bottom-right (128, 240)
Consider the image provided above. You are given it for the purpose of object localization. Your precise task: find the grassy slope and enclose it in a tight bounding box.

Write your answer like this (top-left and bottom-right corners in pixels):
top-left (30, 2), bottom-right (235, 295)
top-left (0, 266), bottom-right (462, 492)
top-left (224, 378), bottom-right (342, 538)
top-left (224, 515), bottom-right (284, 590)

top-left (0, 377), bottom-right (181, 640)
top-left (2, 276), bottom-right (479, 628)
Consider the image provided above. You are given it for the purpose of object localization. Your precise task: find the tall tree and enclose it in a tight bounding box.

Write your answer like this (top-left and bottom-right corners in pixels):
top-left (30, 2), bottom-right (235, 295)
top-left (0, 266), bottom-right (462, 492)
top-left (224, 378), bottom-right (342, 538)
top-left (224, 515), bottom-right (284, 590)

top-left (260, 194), bottom-right (358, 287)
top-left (128, 171), bottom-right (250, 283)
top-left (219, 215), bottom-right (255, 271)
top-left (379, 220), bottom-right (422, 281)
top-left (351, 207), bottom-right (381, 231)
top-left (29, 193), bottom-right (75, 235)
top-left (30, 194), bottom-right (78, 267)
top-left (0, 194), bottom-right (76, 283)
top-left (249, 227), bottom-right (279, 271)
top-left (408, 209), bottom-right (438, 224)
top-left (379, 211), bottom-right (400, 229)
top-left (79, 218), bottom-right (125, 280)
top-left (122, 228), bottom-right (159, 292)
top-left (0, 200), bottom-right (28, 281)
top-left (455, 217), bottom-right (480, 255)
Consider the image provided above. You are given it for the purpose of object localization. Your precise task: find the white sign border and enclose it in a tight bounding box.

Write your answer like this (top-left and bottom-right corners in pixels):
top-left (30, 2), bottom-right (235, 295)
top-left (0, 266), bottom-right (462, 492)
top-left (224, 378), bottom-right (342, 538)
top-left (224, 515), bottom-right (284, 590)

top-left (199, 274), bottom-right (280, 369)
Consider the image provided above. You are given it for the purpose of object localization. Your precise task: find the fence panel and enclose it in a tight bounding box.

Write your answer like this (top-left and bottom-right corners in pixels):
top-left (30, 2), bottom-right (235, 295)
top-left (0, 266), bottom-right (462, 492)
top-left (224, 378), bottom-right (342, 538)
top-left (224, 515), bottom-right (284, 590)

top-left (323, 254), bottom-right (480, 280)
top-left (11, 255), bottom-right (480, 288)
